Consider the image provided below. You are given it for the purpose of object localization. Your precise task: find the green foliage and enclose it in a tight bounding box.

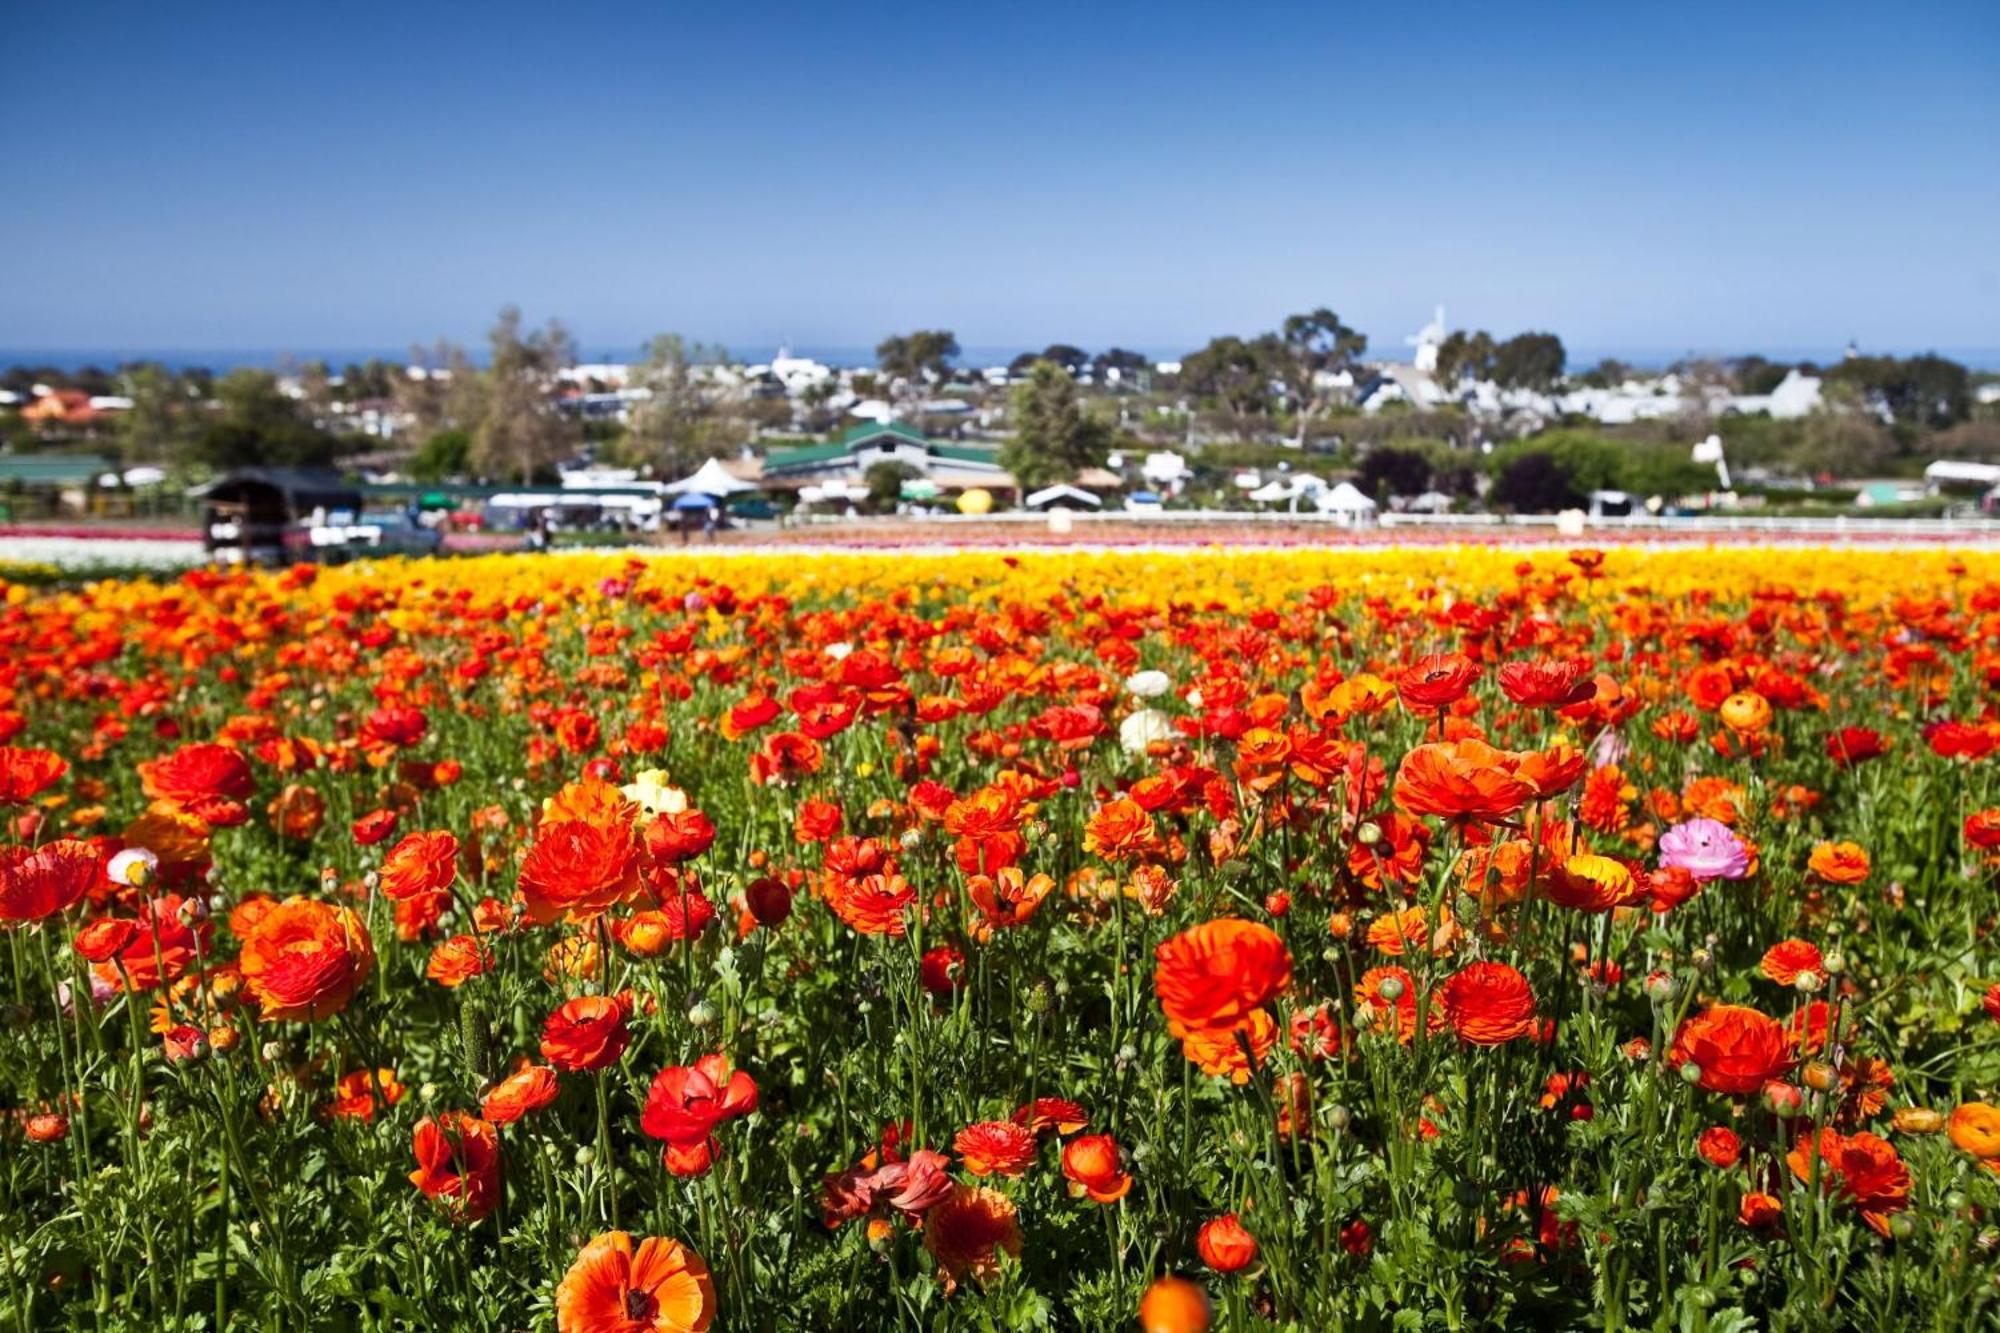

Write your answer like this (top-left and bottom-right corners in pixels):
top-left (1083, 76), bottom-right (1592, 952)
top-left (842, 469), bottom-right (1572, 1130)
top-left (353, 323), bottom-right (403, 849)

top-left (186, 368), bottom-right (343, 469)
top-left (999, 361), bottom-right (1112, 493)
top-left (407, 428), bottom-right (471, 482)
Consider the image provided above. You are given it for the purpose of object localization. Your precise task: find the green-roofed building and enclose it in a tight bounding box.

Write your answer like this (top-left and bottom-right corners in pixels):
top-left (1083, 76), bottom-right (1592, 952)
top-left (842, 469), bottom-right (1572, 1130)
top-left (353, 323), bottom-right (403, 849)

top-left (0, 452), bottom-right (113, 488)
top-left (759, 421), bottom-right (1012, 494)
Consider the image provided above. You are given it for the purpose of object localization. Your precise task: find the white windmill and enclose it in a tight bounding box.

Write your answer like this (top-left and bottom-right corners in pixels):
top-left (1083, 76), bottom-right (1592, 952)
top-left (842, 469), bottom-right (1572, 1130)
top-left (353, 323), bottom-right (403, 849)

top-left (1406, 306), bottom-right (1446, 374)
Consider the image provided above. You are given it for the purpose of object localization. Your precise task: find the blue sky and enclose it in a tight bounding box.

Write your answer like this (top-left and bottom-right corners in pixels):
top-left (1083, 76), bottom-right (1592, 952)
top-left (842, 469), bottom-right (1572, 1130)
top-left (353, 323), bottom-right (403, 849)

top-left (4, 1), bottom-right (1996, 364)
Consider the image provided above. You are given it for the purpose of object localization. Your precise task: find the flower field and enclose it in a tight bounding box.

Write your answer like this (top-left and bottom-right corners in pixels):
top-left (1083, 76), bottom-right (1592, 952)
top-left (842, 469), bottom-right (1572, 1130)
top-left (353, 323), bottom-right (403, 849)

top-left (7, 545), bottom-right (2000, 1331)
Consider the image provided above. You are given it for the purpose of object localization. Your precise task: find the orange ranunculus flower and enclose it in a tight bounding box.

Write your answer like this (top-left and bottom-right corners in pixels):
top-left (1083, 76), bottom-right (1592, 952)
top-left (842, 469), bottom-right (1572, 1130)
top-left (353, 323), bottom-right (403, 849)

top-left (1438, 961), bottom-right (1536, 1045)
top-left (266, 783), bottom-right (325, 841)
top-left (1084, 797), bottom-right (1160, 860)
top-left (408, 1111), bottom-right (501, 1223)
top-left (1153, 918), bottom-right (1292, 1039)
top-left (94, 892), bottom-right (210, 992)
top-left (1948, 1102), bottom-right (2000, 1159)
top-left (1668, 1004), bottom-right (1793, 1095)
top-left (1392, 740), bottom-right (1533, 824)
top-left (0, 746), bottom-right (67, 805)
top-left (0, 839), bottom-right (98, 922)
top-left (238, 897), bottom-right (374, 1022)
top-left (1785, 1128), bottom-right (1910, 1236)
top-left (1541, 853), bottom-right (1639, 912)
top-left (1061, 1133), bottom-right (1132, 1203)
top-left (1738, 1192), bottom-right (1782, 1229)
top-left (954, 1119), bottom-right (1039, 1177)
top-left (1515, 744), bottom-right (1589, 801)
top-left (826, 871), bottom-right (917, 937)
top-left (1806, 841), bottom-right (1869, 885)
top-left (483, 1063), bottom-right (561, 1125)
top-left (519, 820), bottom-right (642, 925)
top-left (1759, 938), bottom-right (1824, 986)
top-left (425, 934), bottom-right (493, 987)
top-left (1181, 1006), bottom-right (1277, 1083)
top-left (1397, 652), bottom-right (1480, 713)
top-left (380, 830), bottom-right (461, 901)
top-left (329, 1067), bottom-right (405, 1121)
top-left (555, 1231), bottom-right (715, 1333)
top-left (1196, 1213), bottom-right (1258, 1273)
top-left (639, 1053), bottom-right (759, 1177)
top-left (1138, 1275), bottom-right (1212, 1333)
top-left (923, 1184), bottom-right (1022, 1292)
top-left (540, 995), bottom-right (631, 1072)
top-left (967, 867), bottom-right (1055, 933)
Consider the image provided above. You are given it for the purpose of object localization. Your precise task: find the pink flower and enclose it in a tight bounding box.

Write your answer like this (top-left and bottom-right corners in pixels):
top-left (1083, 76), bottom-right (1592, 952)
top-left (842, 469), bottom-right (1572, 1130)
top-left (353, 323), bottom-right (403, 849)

top-left (1659, 818), bottom-right (1749, 882)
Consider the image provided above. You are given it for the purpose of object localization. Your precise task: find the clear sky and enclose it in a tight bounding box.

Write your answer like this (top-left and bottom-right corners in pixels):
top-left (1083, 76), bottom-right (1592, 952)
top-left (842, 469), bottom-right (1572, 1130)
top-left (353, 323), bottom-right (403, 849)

top-left (4, 0), bottom-right (1996, 364)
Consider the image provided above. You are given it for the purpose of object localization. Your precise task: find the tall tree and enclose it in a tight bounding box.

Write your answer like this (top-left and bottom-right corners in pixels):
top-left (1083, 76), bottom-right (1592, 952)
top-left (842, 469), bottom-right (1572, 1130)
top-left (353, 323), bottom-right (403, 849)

top-left (1000, 360), bottom-right (1112, 493)
top-left (114, 362), bottom-right (184, 464)
top-left (1434, 330), bottom-right (1497, 385)
top-left (1491, 333), bottom-right (1567, 392)
top-left (1278, 308), bottom-right (1367, 446)
top-left (875, 330), bottom-right (960, 399)
top-left (187, 368), bottom-right (340, 469)
top-left (470, 306), bottom-right (577, 484)
top-left (624, 334), bottom-right (740, 478)
top-left (1178, 334), bottom-right (1284, 419)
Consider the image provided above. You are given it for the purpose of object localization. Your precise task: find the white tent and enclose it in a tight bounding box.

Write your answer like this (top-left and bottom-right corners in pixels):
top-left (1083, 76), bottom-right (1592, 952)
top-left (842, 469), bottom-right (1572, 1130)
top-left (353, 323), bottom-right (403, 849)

top-left (1316, 481), bottom-right (1377, 514)
top-left (663, 458), bottom-right (756, 496)
top-left (1247, 480), bottom-right (1295, 504)
top-left (1024, 484), bottom-right (1102, 510)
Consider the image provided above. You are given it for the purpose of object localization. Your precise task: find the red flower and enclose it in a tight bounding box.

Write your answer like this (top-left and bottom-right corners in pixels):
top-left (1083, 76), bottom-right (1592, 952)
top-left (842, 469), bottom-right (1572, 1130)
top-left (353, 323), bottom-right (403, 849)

top-left (1397, 652), bottom-right (1481, 713)
top-left (0, 746), bottom-right (67, 805)
top-left (0, 839), bottom-right (98, 922)
top-left (1668, 1004), bottom-right (1793, 1095)
top-left (1438, 961), bottom-right (1536, 1045)
top-left (1824, 726), bottom-right (1888, 767)
top-left (408, 1111), bottom-right (501, 1223)
top-left (1497, 659), bottom-right (1595, 709)
top-left (1698, 1127), bottom-right (1742, 1169)
top-left (644, 809), bottom-right (716, 865)
top-left (540, 995), bottom-right (631, 1072)
top-left (362, 705), bottom-right (429, 748)
top-left (1197, 1213), bottom-right (1258, 1273)
top-left (137, 742), bottom-right (254, 825)
top-left (954, 1119), bottom-right (1039, 1178)
top-left (379, 830), bottom-right (459, 899)
top-left (1153, 918), bottom-right (1292, 1039)
top-left (638, 1053), bottom-right (758, 1176)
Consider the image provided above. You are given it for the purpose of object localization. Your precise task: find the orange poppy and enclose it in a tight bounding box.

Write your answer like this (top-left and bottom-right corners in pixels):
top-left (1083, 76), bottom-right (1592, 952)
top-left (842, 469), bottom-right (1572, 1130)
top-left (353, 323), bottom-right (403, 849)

top-left (1138, 1276), bottom-right (1211, 1333)
top-left (1806, 841), bottom-right (1869, 885)
top-left (555, 1231), bottom-right (715, 1333)
top-left (0, 746), bottom-right (66, 805)
top-left (408, 1111), bottom-right (501, 1223)
top-left (1196, 1214), bottom-right (1257, 1273)
top-left (1060, 1133), bottom-right (1132, 1203)
top-left (519, 820), bottom-right (642, 925)
top-left (1758, 939), bottom-right (1823, 986)
top-left (379, 830), bottom-right (460, 901)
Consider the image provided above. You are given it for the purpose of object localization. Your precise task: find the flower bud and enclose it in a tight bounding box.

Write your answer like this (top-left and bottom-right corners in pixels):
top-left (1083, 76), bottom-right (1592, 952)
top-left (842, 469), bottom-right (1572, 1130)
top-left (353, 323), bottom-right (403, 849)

top-left (1892, 1106), bottom-right (1944, 1135)
top-left (1376, 975), bottom-right (1405, 1003)
top-left (1801, 1060), bottom-right (1837, 1093)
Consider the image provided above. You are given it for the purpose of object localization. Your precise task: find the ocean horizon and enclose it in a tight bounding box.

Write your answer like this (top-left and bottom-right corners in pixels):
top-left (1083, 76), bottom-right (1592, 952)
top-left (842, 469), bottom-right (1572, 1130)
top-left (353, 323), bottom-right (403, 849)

top-left (4, 343), bottom-right (1996, 376)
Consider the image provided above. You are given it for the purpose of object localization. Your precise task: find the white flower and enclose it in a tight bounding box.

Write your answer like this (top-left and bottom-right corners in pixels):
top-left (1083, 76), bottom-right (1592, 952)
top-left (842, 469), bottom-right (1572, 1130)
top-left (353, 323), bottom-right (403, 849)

top-left (1124, 669), bottom-right (1171, 699)
top-left (824, 642), bottom-right (853, 661)
top-left (620, 768), bottom-right (688, 817)
top-left (106, 847), bottom-right (158, 888)
top-left (1119, 709), bottom-right (1174, 755)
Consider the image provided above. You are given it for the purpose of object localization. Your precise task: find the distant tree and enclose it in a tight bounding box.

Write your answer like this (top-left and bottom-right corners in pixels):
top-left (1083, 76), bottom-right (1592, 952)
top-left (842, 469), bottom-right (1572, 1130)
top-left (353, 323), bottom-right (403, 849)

top-left (875, 331), bottom-right (960, 394)
top-left (625, 333), bottom-right (739, 478)
top-left (864, 460), bottom-right (921, 510)
top-left (1277, 308), bottom-right (1367, 446)
top-left (397, 340), bottom-right (474, 441)
top-left (1039, 344), bottom-right (1089, 376)
top-left (1825, 353), bottom-right (1970, 430)
top-left (1491, 333), bottom-right (1567, 392)
top-left (1727, 355), bottom-right (1791, 396)
top-left (1789, 402), bottom-right (1897, 478)
top-left (1091, 347), bottom-right (1149, 386)
top-left (187, 368), bottom-right (341, 470)
top-left (1434, 330), bottom-right (1496, 385)
top-left (115, 362), bottom-right (185, 463)
top-left (1000, 360), bottom-right (1112, 493)
top-left (408, 428), bottom-right (472, 482)
top-left (1491, 451), bottom-right (1581, 513)
top-left (1357, 446), bottom-right (1432, 501)
top-left (1573, 358), bottom-right (1634, 390)
top-left (1179, 334), bottom-right (1283, 418)
top-left (469, 306), bottom-right (577, 484)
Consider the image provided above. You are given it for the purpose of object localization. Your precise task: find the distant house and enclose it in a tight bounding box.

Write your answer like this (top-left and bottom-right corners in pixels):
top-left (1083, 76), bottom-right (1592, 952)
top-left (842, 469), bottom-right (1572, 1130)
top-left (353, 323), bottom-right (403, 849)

top-left (20, 389), bottom-right (104, 427)
top-left (759, 421), bottom-right (1014, 495)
